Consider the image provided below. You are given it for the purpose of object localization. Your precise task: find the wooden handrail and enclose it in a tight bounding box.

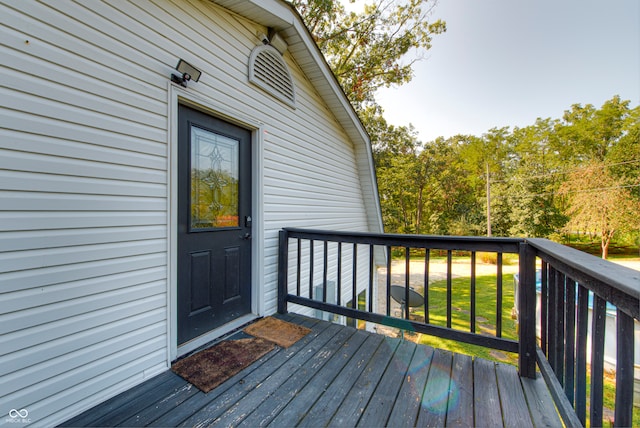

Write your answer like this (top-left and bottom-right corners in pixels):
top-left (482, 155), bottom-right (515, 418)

top-left (277, 229), bottom-right (638, 427)
top-left (526, 238), bottom-right (639, 318)
top-left (525, 238), bottom-right (639, 427)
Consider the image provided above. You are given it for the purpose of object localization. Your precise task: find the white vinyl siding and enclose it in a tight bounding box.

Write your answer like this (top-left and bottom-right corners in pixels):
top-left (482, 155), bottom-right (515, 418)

top-left (1, 1), bottom-right (172, 424)
top-left (284, 240), bottom-right (375, 316)
top-left (0, 0), bottom-right (377, 426)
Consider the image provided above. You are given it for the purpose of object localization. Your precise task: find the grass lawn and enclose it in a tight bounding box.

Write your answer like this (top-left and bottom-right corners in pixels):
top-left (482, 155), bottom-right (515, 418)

top-left (407, 273), bottom-right (519, 365)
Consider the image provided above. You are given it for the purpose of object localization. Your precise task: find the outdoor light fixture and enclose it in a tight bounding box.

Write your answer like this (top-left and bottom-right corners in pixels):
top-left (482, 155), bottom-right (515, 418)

top-left (171, 59), bottom-right (201, 88)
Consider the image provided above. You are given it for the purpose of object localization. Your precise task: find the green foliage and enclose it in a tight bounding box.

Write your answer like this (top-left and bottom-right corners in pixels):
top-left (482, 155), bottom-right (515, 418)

top-left (411, 273), bottom-right (519, 364)
top-left (374, 96), bottom-right (639, 253)
top-left (292, 0), bottom-right (445, 109)
top-left (498, 118), bottom-right (569, 237)
top-left (558, 160), bottom-right (640, 258)
top-left (293, 3), bottom-right (638, 252)
top-left (557, 95), bottom-right (632, 162)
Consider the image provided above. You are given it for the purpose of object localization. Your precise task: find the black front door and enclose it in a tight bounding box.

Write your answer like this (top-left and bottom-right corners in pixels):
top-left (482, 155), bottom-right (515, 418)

top-left (177, 105), bottom-right (252, 345)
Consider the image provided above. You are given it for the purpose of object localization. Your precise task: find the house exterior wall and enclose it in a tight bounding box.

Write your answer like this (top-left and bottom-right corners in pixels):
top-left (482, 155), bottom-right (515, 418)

top-left (0, 1), bottom-right (377, 426)
top-left (284, 240), bottom-right (378, 316)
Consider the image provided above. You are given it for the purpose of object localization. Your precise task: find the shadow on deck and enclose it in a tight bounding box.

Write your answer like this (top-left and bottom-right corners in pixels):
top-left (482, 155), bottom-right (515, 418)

top-left (62, 313), bottom-right (561, 427)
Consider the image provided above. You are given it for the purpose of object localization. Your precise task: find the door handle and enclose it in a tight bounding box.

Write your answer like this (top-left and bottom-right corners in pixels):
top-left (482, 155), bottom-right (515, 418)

top-left (240, 233), bottom-right (251, 240)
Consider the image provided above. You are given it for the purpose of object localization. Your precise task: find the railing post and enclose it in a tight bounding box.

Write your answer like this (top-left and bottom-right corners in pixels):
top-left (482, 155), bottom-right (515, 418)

top-left (590, 295), bottom-right (606, 427)
top-left (277, 229), bottom-right (289, 314)
top-left (614, 309), bottom-right (634, 427)
top-left (518, 241), bottom-right (536, 378)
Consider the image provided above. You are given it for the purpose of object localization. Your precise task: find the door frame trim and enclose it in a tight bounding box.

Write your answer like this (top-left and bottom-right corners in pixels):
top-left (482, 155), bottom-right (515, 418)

top-left (167, 84), bottom-right (265, 362)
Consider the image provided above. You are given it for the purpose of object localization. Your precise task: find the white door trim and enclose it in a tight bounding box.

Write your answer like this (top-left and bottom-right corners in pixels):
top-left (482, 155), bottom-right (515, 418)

top-left (166, 83), bottom-right (265, 362)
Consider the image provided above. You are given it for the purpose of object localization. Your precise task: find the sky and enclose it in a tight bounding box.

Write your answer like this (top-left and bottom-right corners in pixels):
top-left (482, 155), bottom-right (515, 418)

top-left (374, 0), bottom-right (640, 142)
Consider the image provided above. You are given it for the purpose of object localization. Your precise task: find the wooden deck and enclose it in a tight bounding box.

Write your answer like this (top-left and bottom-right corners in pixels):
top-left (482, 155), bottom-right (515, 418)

top-left (61, 313), bottom-right (563, 427)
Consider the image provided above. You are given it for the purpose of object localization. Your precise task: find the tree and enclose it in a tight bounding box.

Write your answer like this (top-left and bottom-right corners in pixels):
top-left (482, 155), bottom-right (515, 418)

top-left (456, 128), bottom-right (511, 236)
top-left (558, 161), bottom-right (639, 259)
top-left (294, 0), bottom-right (447, 234)
top-left (294, 3), bottom-right (640, 249)
top-left (606, 105), bottom-right (640, 198)
top-left (367, 106), bottom-right (421, 164)
top-left (422, 137), bottom-right (482, 235)
top-left (374, 121), bottom-right (425, 233)
top-left (292, 0), bottom-right (446, 109)
top-left (556, 95), bottom-right (633, 162)
top-left (502, 119), bottom-right (567, 238)
top-left (377, 152), bottom-right (424, 233)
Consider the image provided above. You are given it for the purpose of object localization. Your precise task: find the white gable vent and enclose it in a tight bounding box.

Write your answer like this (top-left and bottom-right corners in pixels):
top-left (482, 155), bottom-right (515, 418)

top-left (249, 44), bottom-right (296, 108)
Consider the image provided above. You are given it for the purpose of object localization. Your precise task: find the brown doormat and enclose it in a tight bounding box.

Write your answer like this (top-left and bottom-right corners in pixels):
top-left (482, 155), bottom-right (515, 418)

top-left (244, 316), bottom-right (311, 348)
top-left (171, 337), bottom-right (274, 393)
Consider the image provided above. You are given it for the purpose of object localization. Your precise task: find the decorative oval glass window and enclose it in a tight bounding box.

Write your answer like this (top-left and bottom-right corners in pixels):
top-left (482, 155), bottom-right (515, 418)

top-left (190, 126), bottom-right (239, 229)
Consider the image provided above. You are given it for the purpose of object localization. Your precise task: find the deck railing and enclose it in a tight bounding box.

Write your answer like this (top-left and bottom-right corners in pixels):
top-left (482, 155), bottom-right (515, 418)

top-left (524, 238), bottom-right (639, 427)
top-left (277, 228), bottom-right (639, 427)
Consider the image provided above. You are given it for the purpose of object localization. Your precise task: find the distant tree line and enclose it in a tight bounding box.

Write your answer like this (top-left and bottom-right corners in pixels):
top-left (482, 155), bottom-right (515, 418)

top-left (373, 95), bottom-right (640, 258)
top-left (293, 1), bottom-right (639, 257)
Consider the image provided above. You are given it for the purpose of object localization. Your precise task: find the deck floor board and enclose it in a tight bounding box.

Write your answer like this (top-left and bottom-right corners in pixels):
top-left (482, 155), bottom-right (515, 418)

top-left (357, 339), bottom-right (417, 427)
top-left (267, 328), bottom-right (370, 427)
top-left (446, 352), bottom-right (474, 427)
top-left (521, 372), bottom-right (564, 428)
top-left (496, 362), bottom-right (535, 428)
top-left (61, 313), bottom-right (563, 427)
top-left (207, 323), bottom-right (345, 427)
top-left (386, 344), bottom-right (434, 427)
top-left (119, 376), bottom-right (199, 427)
top-left (237, 324), bottom-right (358, 427)
top-left (417, 348), bottom-right (453, 427)
top-left (329, 336), bottom-right (401, 426)
top-left (296, 333), bottom-right (386, 427)
top-left (474, 357), bottom-right (504, 427)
